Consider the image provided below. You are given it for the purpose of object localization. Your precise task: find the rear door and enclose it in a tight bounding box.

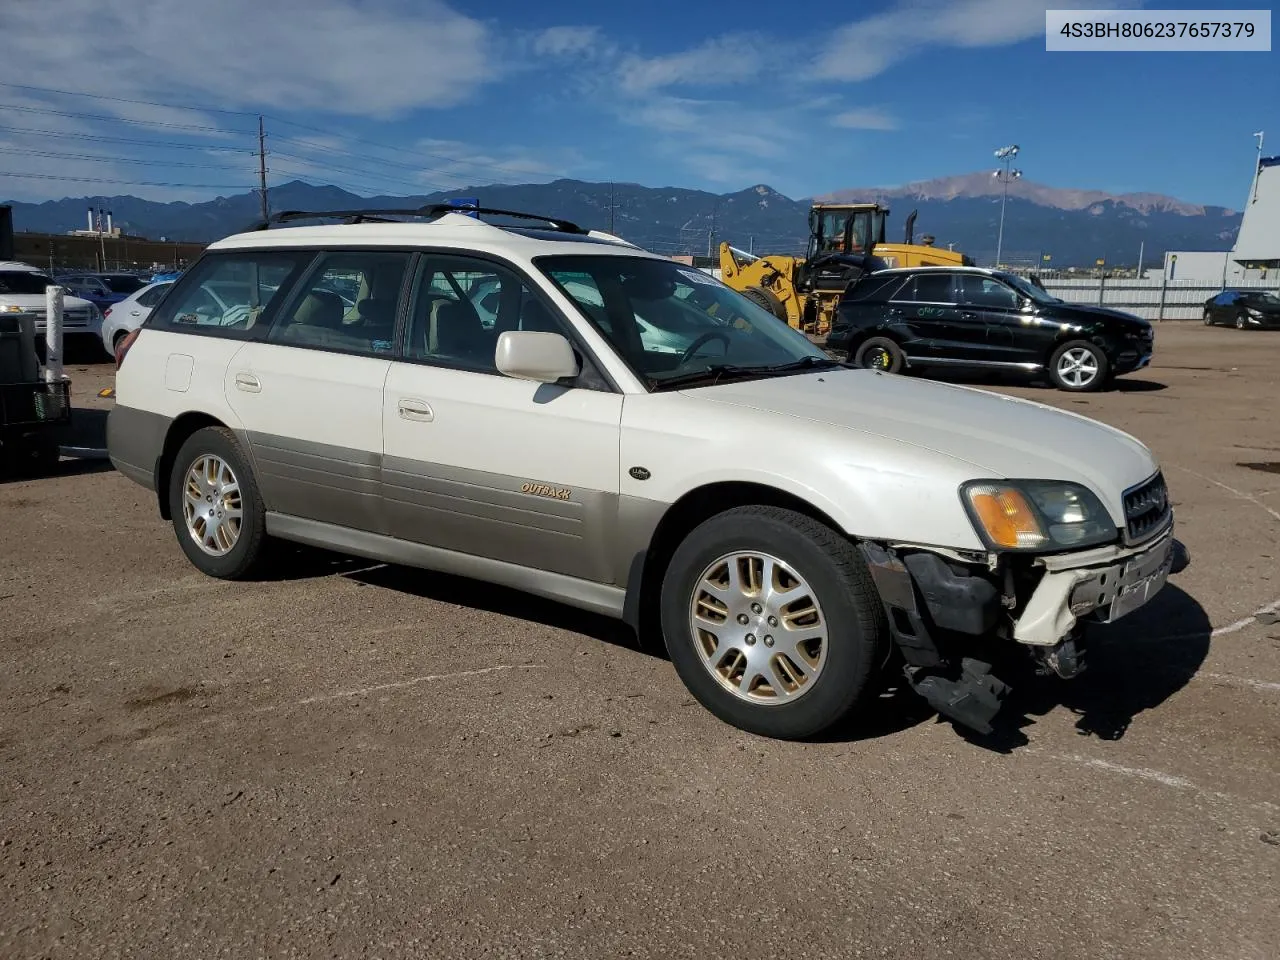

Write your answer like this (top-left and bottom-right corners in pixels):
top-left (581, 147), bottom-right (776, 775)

top-left (224, 249), bottom-right (413, 534)
top-left (888, 272), bottom-right (961, 360)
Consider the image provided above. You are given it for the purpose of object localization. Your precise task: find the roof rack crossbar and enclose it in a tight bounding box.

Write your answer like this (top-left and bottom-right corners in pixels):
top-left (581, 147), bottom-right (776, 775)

top-left (417, 204), bottom-right (587, 234)
top-left (245, 204), bottom-right (588, 235)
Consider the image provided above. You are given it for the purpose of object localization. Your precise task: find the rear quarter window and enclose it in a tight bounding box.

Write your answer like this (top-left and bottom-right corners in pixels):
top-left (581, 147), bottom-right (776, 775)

top-left (146, 251), bottom-right (313, 339)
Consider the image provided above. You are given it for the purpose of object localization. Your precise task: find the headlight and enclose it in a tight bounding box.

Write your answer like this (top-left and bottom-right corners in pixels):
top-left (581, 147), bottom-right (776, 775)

top-left (961, 480), bottom-right (1117, 551)
top-left (1247, 308), bottom-right (1264, 319)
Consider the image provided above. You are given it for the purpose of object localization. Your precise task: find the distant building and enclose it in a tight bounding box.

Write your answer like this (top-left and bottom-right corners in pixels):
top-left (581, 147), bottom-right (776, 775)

top-left (10, 230), bottom-right (206, 272)
top-left (1163, 153), bottom-right (1279, 284)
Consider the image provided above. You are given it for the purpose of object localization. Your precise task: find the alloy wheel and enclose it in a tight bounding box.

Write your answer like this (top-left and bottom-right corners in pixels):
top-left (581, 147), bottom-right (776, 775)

top-left (1056, 347), bottom-right (1100, 388)
top-left (181, 454), bottom-right (244, 556)
top-left (688, 552), bottom-right (828, 704)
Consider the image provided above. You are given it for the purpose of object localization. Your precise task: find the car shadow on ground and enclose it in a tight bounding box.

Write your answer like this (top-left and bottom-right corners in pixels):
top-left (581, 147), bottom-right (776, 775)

top-left (340, 562), bottom-right (653, 658)
top-left (1, 408), bottom-right (113, 484)
top-left (957, 582), bottom-right (1211, 753)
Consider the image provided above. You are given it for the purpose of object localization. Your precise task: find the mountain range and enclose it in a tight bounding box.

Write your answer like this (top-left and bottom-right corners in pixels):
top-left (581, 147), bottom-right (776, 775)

top-left (3, 174), bottom-right (1243, 267)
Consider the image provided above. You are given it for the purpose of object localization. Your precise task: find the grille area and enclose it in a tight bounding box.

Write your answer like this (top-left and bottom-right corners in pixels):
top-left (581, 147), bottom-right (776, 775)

top-left (1123, 471), bottom-right (1171, 543)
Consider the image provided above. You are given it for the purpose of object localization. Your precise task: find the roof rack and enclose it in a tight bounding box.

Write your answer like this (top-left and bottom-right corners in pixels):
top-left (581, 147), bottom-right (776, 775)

top-left (245, 204), bottom-right (587, 235)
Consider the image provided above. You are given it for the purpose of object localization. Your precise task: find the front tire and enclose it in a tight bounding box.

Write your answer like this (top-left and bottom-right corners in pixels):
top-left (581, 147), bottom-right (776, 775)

top-left (741, 286), bottom-right (787, 322)
top-left (659, 506), bottom-right (887, 740)
top-left (167, 426), bottom-right (268, 579)
top-left (853, 336), bottom-right (905, 373)
top-left (1048, 340), bottom-right (1109, 392)
top-left (1235, 310), bottom-right (1248, 330)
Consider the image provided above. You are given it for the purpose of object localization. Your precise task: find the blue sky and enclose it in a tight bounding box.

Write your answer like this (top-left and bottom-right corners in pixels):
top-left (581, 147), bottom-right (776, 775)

top-left (0, 0), bottom-right (1275, 208)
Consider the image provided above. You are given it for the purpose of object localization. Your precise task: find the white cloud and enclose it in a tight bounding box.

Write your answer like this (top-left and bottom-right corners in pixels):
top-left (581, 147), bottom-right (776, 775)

top-left (617, 34), bottom-right (769, 94)
top-left (811, 0), bottom-right (1146, 81)
top-left (832, 108), bottom-right (899, 131)
top-left (532, 26), bottom-right (610, 59)
top-left (0, 0), bottom-right (498, 118)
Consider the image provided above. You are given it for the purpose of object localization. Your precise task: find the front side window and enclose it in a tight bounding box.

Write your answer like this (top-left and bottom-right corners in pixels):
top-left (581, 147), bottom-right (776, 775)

top-left (270, 251), bottom-right (409, 356)
top-left (406, 255), bottom-right (570, 374)
top-left (958, 275), bottom-right (1019, 309)
top-left (149, 251), bottom-right (311, 336)
top-left (537, 255), bottom-right (832, 390)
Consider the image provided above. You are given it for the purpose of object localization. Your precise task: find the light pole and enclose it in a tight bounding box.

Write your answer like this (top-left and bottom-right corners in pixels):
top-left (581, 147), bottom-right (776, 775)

top-left (992, 144), bottom-right (1021, 267)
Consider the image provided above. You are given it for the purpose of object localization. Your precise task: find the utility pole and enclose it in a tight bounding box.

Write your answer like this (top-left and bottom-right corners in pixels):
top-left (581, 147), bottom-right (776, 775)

top-left (1137, 240), bottom-right (1144, 278)
top-left (1250, 131), bottom-right (1265, 204)
top-left (257, 115), bottom-right (270, 223)
top-left (608, 181), bottom-right (615, 233)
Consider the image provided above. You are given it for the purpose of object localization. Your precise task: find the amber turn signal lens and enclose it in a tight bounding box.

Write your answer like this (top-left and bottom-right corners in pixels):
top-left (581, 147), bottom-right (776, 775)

top-left (967, 486), bottom-right (1047, 549)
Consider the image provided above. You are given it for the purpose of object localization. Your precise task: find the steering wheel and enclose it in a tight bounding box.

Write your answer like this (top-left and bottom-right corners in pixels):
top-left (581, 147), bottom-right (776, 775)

top-left (678, 330), bottom-right (731, 366)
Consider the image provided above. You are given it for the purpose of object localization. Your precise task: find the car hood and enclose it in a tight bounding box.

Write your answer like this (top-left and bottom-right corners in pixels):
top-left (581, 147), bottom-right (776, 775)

top-left (0, 292), bottom-right (97, 312)
top-left (686, 368), bottom-right (1157, 520)
top-left (1053, 303), bottom-right (1150, 329)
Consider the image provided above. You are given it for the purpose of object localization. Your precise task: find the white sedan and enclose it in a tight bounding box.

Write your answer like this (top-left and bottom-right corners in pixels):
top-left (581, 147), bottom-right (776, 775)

top-left (99, 281), bottom-right (173, 357)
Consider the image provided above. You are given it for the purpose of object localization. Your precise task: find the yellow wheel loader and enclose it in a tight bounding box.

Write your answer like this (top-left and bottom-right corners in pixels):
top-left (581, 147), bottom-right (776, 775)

top-left (718, 202), bottom-right (972, 335)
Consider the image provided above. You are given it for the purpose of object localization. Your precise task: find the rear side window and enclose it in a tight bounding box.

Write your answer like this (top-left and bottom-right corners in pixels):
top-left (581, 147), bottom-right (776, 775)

top-left (148, 251), bottom-right (312, 338)
top-left (898, 273), bottom-right (955, 303)
top-left (269, 251), bottom-right (410, 357)
top-left (843, 274), bottom-right (907, 303)
top-left (135, 284), bottom-right (170, 308)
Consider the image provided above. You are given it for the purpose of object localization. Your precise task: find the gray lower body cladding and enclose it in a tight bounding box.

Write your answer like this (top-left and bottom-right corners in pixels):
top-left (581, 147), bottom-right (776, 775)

top-left (108, 407), bottom-right (666, 614)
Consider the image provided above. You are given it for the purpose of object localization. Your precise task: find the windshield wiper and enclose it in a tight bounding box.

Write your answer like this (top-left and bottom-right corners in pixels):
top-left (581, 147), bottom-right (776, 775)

top-left (761, 355), bottom-right (842, 374)
top-left (647, 363), bottom-right (760, 392)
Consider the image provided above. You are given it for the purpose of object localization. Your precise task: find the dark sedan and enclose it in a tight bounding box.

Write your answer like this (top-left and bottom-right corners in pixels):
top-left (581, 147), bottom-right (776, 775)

top-left (826, 266), bottom-right (1154, 392)
top-left (1202, 289), bottom-right (1280, 329)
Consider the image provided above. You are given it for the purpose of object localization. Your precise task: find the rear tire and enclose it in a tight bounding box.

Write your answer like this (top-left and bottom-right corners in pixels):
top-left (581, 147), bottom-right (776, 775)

top-left (1048, 340), bottom-right (1109, 392)
top-left (659, 506), bottom-right (887, 740)
top-left (741, 286), bottom-right (787, 322)
top-left (167, 426), bottom-right (269, 580)
top-left (1202, 308), bottom-right (1214, 325)
top-left (853, 336), bottom-right (905, 373)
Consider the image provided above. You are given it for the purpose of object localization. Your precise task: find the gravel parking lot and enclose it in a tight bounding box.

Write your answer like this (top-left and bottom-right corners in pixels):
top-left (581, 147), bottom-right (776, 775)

top-left (2, 324), bottom-right (1278, 960)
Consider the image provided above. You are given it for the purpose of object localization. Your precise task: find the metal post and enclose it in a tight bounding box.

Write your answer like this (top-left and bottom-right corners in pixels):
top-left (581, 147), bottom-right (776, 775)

top-left (1157, 271), bottom-right (1169, 322)
top-left (44, 284), bottom-right (64, 382)
top-left (1097, 272), bottom-right (1105, 306)
top-left (1137, 241), bottom-right (1144, 278)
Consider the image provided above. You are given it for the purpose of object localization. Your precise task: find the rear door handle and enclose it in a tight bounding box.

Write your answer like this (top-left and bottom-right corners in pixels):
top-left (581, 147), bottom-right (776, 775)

top-left (398, 398), bottom-right (434, 422)
top-left (234, 372), bottom-right (261, 393)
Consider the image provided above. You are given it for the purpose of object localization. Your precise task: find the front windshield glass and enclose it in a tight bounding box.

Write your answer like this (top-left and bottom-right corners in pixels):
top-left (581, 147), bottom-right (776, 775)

top-left (1001, 272), bottom-right (1061, 304)
top-left (536, 255), bottom-right (832, 389)
top-left (0, 271), bottom-right (55, 295)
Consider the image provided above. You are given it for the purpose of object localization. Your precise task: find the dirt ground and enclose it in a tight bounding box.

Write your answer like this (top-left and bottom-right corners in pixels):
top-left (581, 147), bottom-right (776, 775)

top-left (2, 324), bottom-right (1278, 960)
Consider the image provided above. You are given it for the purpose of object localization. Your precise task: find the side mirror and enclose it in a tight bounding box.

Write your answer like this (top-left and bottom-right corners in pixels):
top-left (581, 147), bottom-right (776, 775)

top-left (494, 330), bottom-right (579, 384)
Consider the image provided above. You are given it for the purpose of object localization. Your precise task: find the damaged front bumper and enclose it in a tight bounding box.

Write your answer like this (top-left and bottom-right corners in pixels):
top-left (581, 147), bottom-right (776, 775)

top-left (858, 526), bottom-right (1190, 735)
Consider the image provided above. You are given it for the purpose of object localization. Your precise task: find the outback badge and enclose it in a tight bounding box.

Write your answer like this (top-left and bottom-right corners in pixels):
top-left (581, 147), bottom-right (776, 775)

top-left (521, 481), bottom-right (572, 501)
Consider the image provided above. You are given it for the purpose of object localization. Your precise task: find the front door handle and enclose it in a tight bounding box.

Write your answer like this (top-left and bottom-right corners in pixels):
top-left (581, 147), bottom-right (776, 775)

top-left (398, 398), bottom-right (434, 422)
top-left (960, 311), bottom-right (977, 319)
top-left (234, 372), bottom-right (261, 393)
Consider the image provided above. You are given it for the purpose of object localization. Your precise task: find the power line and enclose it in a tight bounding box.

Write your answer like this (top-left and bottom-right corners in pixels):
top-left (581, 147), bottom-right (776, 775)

top-left (0, 123), bottom-right (256, 153)
top-left (0, 101), bottom-right (248, 134)
top-left (0, 145), bottom-right (252, 171)
top-left (0, 171), bottom-right (251, 189)
top-left (0, 81), bottom-right (260, 118)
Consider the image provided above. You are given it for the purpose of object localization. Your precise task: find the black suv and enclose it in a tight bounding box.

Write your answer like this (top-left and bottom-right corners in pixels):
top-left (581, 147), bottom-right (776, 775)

top-left (827, 267), bottom-right (1155, 392)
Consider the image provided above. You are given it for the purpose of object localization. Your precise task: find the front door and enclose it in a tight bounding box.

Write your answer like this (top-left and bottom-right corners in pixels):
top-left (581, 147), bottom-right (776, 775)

top-left (224, 250), bottom-right (412, 533)
top-left (381, 254), bottom-right (623, 584)
top-left (888, 271), bottom-right (961, 359)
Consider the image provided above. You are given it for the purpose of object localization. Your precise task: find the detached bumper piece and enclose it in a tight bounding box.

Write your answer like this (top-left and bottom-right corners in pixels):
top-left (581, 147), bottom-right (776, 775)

top-left (859, 542), bottom-right (1009, 735)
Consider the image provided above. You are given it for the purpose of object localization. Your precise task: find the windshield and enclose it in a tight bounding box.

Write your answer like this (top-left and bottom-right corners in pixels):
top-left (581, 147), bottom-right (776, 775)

top-left (102, 275), bottom-right (147, 294)
top-left (1001, 272), bottom-right (1061, 304)
top-left (0, 271), bottom-right (56, 296)
top-left (536, 255), bottom-right (833, 390)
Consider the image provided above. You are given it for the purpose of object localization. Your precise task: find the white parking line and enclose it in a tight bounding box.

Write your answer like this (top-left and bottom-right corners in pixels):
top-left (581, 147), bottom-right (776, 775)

top-left (1210, 597), bottom-right (1280, 638)
top-left (1170, 464), bottom-right (1280, 524)
top-left (1196, 672), bottom-right (1280, 694)
top-left (199, 663), bottom-right (547, 726)
top-left (1054, 753), bottom-right (1280, 812)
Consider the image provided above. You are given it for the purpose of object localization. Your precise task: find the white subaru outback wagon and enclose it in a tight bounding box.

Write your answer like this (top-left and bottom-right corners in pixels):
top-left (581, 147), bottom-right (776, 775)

top-left (107, 205), bottom-right (1188, 739)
